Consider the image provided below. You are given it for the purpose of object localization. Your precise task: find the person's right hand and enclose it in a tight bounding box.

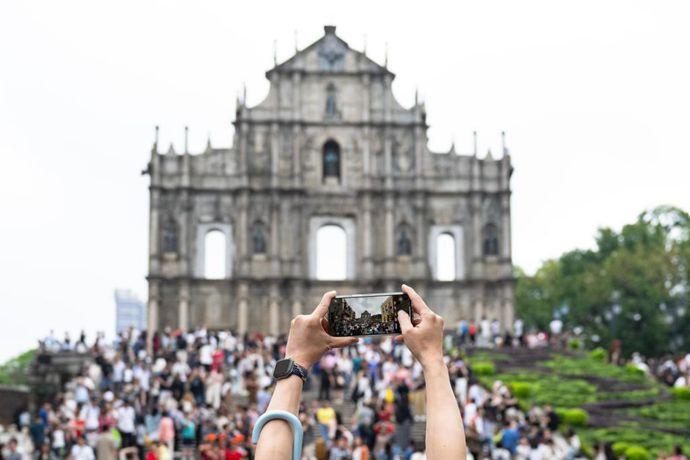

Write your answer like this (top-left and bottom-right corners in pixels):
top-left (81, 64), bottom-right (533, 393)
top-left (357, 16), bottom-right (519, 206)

top-left (397, 284), bottom-right (445, 369)
top-left (285, 291), bottom-right (358, 369)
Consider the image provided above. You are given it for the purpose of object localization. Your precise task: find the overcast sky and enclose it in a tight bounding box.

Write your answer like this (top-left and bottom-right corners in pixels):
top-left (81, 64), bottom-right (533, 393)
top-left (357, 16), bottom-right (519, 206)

top-left (1, 1), bottom-right (689, 361)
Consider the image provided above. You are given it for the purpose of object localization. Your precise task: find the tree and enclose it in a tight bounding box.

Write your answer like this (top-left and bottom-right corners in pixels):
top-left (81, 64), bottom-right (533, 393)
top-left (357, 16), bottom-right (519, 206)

top-left (516, 206), bottom-right (690, 357)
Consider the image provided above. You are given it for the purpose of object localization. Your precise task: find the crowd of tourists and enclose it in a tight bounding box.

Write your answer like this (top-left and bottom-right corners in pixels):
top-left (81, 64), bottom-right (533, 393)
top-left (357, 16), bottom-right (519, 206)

top-left (0, 316), bottom-right (688, 460)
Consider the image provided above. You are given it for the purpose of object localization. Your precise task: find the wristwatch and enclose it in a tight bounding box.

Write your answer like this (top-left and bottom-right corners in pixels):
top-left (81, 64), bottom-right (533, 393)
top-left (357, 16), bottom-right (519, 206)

top-left (273, 357), bottom-right (308, 382)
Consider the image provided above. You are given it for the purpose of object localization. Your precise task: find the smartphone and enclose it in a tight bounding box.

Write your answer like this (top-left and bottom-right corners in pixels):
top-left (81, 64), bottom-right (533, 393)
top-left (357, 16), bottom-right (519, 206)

top-left (328, 292), bottom-right (412, 337)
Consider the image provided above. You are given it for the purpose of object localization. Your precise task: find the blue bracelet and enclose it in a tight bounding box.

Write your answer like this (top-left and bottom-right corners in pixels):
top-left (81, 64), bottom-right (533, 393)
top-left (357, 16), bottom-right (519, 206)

top-left (251, 410), bottom-right (303, 460)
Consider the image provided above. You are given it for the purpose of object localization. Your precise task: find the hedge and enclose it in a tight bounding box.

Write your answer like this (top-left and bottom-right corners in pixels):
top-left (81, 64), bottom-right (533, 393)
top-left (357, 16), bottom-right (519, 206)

top-left (561, 408), bottom-right (588, 427)
top-left (671, 387), bottom-right (690, 400)
top-left (624, 446), bottom-right (651, 460)
top-left (590, 347), bottom-right (607, 361)
top-left (471, 361), bottom-right (496, 376)
top-left (509, 381), bottom-right (532, 399)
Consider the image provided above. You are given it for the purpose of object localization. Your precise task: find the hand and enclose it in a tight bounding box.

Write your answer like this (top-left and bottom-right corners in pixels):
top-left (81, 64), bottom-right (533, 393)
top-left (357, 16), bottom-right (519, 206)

top-left (396, 284), bottom-right (445, 369)
top-left (285, 291), bottom-right (358, 369)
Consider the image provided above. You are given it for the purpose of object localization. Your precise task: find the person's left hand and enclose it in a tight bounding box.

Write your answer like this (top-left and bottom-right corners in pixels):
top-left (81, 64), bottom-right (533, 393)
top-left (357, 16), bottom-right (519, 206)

top-left (285, 291), bottom-right (358, 369)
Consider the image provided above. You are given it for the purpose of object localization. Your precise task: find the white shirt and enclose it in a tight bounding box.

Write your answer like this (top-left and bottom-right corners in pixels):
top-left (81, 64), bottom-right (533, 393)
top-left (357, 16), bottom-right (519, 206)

top-left (70, 444), bottom-right (95, 460)
top-left (80, 404), bottom-right (100, 430)
top-left (112, 360), bottom-right (125, 382)
top-left (117, 405), bottom-right (136, 433)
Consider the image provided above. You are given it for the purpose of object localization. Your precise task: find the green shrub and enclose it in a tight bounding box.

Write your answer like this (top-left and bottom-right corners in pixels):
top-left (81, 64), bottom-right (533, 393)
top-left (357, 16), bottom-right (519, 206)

top-left (568, 338), bottom-right (581, 350)
top-left (671, 387), bottom-right (690, 400)
top-left (509, 381), bottom-right (532, 399)
top-left (612, 442), bottom-right (631, 456)
top-left (625, 363), bottom-right (645, 376)
top-left (471, 361), bottom-right (496, 376)
top-left (562, 408), bottom-right (588, 426)
top-left (624, 445), bottom-right (651, 460)
top-left (590, 347), bottom-right (607, 361)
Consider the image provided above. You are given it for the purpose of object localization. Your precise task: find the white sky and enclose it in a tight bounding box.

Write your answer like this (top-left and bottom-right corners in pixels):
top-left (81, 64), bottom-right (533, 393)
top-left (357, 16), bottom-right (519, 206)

top-left (1, 0), bottom-right (689, 361)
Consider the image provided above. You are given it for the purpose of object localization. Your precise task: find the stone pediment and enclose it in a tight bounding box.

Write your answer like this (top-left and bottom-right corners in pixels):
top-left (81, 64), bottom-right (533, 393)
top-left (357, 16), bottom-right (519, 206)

top-left (268, 25), bottom-right (391, 76)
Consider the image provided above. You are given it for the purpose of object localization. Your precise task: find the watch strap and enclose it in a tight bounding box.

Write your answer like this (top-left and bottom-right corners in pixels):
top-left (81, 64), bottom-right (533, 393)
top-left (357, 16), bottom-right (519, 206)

top-left (291, 362), bottom-right (308, 382)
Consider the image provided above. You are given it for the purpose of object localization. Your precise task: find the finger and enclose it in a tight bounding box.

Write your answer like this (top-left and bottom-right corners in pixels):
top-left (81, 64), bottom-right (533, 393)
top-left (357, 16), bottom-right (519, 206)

top-left (320, 317), bottom-right (332, 335)
top-left (328, 336), bottom-right (359, 349)
top-left (397, 310), bottom-right (414, 334)
top-left (312, 290), bottom-right (337, 318)
top-left (402, 284), bottom-right (432, 315)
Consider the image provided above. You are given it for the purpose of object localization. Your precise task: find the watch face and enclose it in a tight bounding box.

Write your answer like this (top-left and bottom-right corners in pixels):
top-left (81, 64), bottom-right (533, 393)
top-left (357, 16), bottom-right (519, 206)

top-left (274, 359), bottom-right (293, 378)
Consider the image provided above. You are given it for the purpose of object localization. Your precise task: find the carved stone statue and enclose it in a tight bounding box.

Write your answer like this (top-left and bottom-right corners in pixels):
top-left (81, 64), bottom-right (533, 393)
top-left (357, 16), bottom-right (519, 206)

top-left (397, 229), bottom-right (412, 255)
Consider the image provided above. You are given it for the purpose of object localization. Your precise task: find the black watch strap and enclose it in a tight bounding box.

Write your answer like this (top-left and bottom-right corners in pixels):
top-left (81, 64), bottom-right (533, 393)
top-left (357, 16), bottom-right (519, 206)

top-left (291, 362), bottom-right (308, 382)
top-left (274, 358), bottom-right (309, 382)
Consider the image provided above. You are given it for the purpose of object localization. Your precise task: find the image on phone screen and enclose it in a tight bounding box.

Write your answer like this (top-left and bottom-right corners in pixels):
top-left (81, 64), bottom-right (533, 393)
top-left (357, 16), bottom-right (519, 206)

top-left (328, 292), bottom-right (412, 337)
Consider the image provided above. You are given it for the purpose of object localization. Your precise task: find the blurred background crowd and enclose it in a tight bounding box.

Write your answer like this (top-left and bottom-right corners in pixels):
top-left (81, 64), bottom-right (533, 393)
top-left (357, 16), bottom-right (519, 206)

top-left (0, 320), bottom-right (688, 460)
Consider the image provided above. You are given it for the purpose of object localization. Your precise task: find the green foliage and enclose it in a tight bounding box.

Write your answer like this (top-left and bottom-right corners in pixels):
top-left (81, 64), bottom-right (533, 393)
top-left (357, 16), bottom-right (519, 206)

top-left (590, 347), bottom-right (607, 361)
top-left (515, 206), bottom-right (690, 357)
top-left (635, 400), bottom-right (690, 429)
top-left (509, 381), bottom-right (532, 399)
top-left (624, 446), bottom-right (651, 460)
top-left (625, 363), bottom-right (645, 376)
top-left (471, 362), bottom-right (496, 376)
top-left (543, 354), bottom-right (649, 383)
top-left (0, 349), bottom-right (36, 385)
top-left (613, 442), bottom-right (631, 456)
top-left (561, 408), bottom-right (588, 426)
top-left (671, 387), bottom-right (690, 400)
top-left (482, 370), bottom-right (597, 407)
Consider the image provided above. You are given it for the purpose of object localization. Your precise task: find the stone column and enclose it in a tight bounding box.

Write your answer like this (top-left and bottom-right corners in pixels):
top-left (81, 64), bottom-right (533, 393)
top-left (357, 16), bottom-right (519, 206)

top-left (472, 295), bottom-right (483, 324)
top-left (362, 194), bottom-right (373, 278)
top-left (384, 130), bottom-right (392, 188)
top-left (238, 193), bottom-right (248, 276)
top-left (414, 194), bottom-right (426, 276)
top-left (291, 283), bottom-right (304, 319)
top-left (147, 281), bottom-right (160, 353)
top-left (385, 195), bottom-right (394, 259)
top-left (237, 281), bottom-right (249, 335)
top-left (269, 284), bottom-right (279, 336)
top-left (271, 123), bottom-right (280, 186)
top-left (501, 192), bottom-right (512, 260)
top-left (178, 281), bottom-right (190, 331)
top-left (270, 198), bottom-right (280, 274)
top-left (149, 189), bottom-right (160, 276)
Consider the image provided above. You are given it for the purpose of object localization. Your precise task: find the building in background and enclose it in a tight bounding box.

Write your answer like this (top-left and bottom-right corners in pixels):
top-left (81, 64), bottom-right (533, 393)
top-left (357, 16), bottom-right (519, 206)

top-left (114, 290), bottom-right (147, 334)
top-left (144, 26), bottom-right (514, 335)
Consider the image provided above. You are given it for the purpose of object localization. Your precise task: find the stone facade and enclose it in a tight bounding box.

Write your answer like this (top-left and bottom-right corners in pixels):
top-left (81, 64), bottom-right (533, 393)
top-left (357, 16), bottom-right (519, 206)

top-left (145, 26), bottom-right (515, 335)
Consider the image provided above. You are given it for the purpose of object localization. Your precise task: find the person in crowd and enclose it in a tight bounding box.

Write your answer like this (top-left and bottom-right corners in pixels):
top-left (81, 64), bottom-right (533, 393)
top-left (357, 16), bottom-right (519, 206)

top-left (69, 436), bottom-right (95, 460)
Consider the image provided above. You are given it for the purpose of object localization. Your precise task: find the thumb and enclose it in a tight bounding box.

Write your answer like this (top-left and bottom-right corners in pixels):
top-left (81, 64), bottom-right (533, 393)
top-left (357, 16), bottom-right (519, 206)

top-left (397, 310), bottom-right (413, 334)
top-left (328, 336), bottom-right (359, 349)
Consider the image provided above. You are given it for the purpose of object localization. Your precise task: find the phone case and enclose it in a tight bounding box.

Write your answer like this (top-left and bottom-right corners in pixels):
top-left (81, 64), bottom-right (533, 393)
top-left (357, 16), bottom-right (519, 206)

top-left (328, 292), bottom-right (412, 337)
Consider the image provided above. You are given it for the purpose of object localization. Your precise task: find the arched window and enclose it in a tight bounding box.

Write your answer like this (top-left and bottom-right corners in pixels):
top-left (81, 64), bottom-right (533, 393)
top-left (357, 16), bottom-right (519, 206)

top-left (161, 217), bottom-right (177, 253)
top-left (436, 233), bottom-right (456, 281)
top-left (204, 230), bottom-right (226, 279)
top-left (483, 223), bottom-right (499, 256)
top-left (316, 224), bottom-right (346, 280)
top-left (323, 140), bottom-right (341, 182)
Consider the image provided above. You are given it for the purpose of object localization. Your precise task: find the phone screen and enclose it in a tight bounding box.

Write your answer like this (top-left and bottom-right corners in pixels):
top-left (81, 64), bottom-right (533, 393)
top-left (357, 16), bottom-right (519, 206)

top-left (328, 292), bottom-right (412, 337)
